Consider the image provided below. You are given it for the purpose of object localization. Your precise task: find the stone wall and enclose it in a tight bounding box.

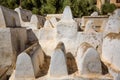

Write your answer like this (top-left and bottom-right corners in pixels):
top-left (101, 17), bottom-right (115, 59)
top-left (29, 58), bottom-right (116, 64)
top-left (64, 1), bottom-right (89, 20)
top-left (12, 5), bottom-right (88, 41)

top-left (0, 29), bottom-right (15, 76)
top-left (15, 7), bottom-right (32, 28)
top-left (15, 8), bottom-right (32, 22)
top-left (0, 28), bottom-right (27, 79)
top-left (30, 15), bottom-right (46, 29)
top-left (15, 7), bottom-right (46, 30)
top-left (0, 6), bottom-right (21, 28)
top-left (10, 28), bottom-right (27, 53)
top-left (46, 14), bottom-right (62, 20)
top-left (81, 16), bottom-right (108, 31)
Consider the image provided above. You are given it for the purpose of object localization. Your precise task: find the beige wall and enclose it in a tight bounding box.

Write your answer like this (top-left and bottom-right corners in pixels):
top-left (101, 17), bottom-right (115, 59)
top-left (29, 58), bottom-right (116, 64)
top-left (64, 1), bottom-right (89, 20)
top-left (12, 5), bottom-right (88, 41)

top-left (97, 0), bottom-right (120, 10)
top-left (96, 0), bottom-right (105, 10)
top-left (81, 16), bottom-right (108, 31)
top-left (110, 0), bottom-right (120, 8)
top-left (96, 0), bottom-right (101, 10)
top-left (46, 14), bottom-right (62, 20)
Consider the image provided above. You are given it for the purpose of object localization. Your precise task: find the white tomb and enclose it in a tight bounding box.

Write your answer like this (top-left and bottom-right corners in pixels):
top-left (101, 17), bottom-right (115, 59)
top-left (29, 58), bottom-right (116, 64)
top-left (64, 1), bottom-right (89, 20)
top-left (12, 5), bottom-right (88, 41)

top-left (44, 20), bottom-right (53, 28)
top-left (48, 42), bottom-right (68, 77)
top-left (15, 52), bottom-right (35, 80)
top-left (76, 42), bottom-right (102, 75)
top-left (49, 17), bottom-right (57, 28)
top-left (56, 6), bottom-right (77, 38)
top-left (102, 33), bottom-right (120, 80)
top-left (84, 20), bottom-right (96, 33)
top-left (105, 9), bottom-right (120, 33)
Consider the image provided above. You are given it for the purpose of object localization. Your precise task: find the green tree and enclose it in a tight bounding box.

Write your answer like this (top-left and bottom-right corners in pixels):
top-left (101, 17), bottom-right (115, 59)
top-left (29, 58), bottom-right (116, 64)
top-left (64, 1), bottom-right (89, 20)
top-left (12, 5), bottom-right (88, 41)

top-left (0, 0), bottom-right (19, 9)
top-left (40, 0), bottom-right (56, 15)
top-left (71, 0), bottom-right (97, 17)
top-left (0, 0), bottom-right (98, 17)
top-left (101, 3), bottom-right (117, 14)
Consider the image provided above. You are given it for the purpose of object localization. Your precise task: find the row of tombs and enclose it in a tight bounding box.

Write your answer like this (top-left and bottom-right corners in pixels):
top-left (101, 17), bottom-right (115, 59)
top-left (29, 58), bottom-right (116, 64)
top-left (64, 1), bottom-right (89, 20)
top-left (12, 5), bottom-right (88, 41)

top-left (0, 5), bottom-right (120, 80)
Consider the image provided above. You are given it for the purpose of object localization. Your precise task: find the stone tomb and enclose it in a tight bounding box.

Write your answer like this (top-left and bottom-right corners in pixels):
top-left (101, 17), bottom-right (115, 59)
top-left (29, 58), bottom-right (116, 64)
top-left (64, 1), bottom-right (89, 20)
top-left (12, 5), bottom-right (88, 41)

top-left (30, 15), bottom-right (46, 29)
top-left (0, 28), bottom-right (27, 78)
top-left (31, 45), bottom-right (45, 77)
top-left (44, 20), bottom-right (53, 28)
top-left (84, 20), bottom-right (96, 33)
top-left (0, 6), bottom-right (20, 28)
top-left (76, 42), bottom-right (102, 75)
top-left (61, 6), bottom-right (73, 22)
top-left (102, 33), bottom-right (120, 80)
top-left (56, 6), bottom-right (77, 38)
top-left (48, 42), bottom-right (68, 77)
top-left (104, 10), bottom-right (120, 33)
top-left (49, 17), bottom-right (57, 28)
top-left (15, 52), bottom-right (35, 80)
top-left (15, 7), bottom-right (32, 27)
top-left (39, 6), bottom-right (103, 56)
top-left (15, 7), bottom-right (46, 30)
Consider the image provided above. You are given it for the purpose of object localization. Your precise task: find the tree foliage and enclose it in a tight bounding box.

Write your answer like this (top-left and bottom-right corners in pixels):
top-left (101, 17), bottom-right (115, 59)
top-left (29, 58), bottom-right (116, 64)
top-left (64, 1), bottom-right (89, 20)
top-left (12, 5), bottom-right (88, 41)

top-left (101, 3), bottom-right (117, 14)
top-left (0, 0), bottom-right (116, 17)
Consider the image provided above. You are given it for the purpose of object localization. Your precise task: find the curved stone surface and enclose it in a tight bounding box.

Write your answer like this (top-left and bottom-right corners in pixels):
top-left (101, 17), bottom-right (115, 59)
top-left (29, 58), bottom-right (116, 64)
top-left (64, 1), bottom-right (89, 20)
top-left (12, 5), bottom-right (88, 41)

top-left (105, 17), bottom-right (120, 33)
top-left (15, 52), bottom-right (35, 80)
top-left (102, 33), bottom-right (120, 72)
top-left (31, 45), bottom-right (45, 76)
top-left (105, 9), bottom-right (120, 33)
top-left (56, 21), bottom-right (78, 38)
top-left (30, 15), bottom-right (46, 30)
top-left (76, 42), bottom-right (102, 74)
top-left (114, 9), bottom-right (120, 17)
top-left (49, 17), bottom-right (57, 28)
top-left (84, 20), bottom-right (96, 33)
top-left (44, 20), bottom-right (52, 28)
top-left (61, 6), bottom-right (73, 22)
top-left (48, 42), bottom-right (68, 77)
top-left (0, 6), bottom-right (21, 28)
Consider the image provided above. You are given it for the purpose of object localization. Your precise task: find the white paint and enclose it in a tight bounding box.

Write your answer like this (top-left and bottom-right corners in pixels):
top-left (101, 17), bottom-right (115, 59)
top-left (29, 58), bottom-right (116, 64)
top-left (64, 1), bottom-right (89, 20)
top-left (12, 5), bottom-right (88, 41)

top-left (102, 35), bottom-right (120, 71)
top-left (48, 49), bottom-right (68, 77)
top-left (49, 17), bottom-right (57, 28)
top-left (76, 44), bottom-right (102, 74)
top-left (60, 6), bottom-right (74, 22)
top-left (105, 9), bottom-right (120, 33)
top-left (15, 52), bottom-right (35, 80)
top-left (84, 20), bottom-right (96, 33)
top-left (44, 20), bottom-right (53, 28)
top-left (90, 12), bottom-right (98, 17)
top-left (15, 7), bottom-right (45, 30)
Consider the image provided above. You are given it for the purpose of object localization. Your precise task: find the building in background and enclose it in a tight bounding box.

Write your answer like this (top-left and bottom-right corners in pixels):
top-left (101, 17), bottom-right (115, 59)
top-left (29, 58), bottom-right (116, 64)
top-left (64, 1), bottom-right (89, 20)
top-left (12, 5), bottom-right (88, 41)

top-left (97, 0), bottom-right (120, 10)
